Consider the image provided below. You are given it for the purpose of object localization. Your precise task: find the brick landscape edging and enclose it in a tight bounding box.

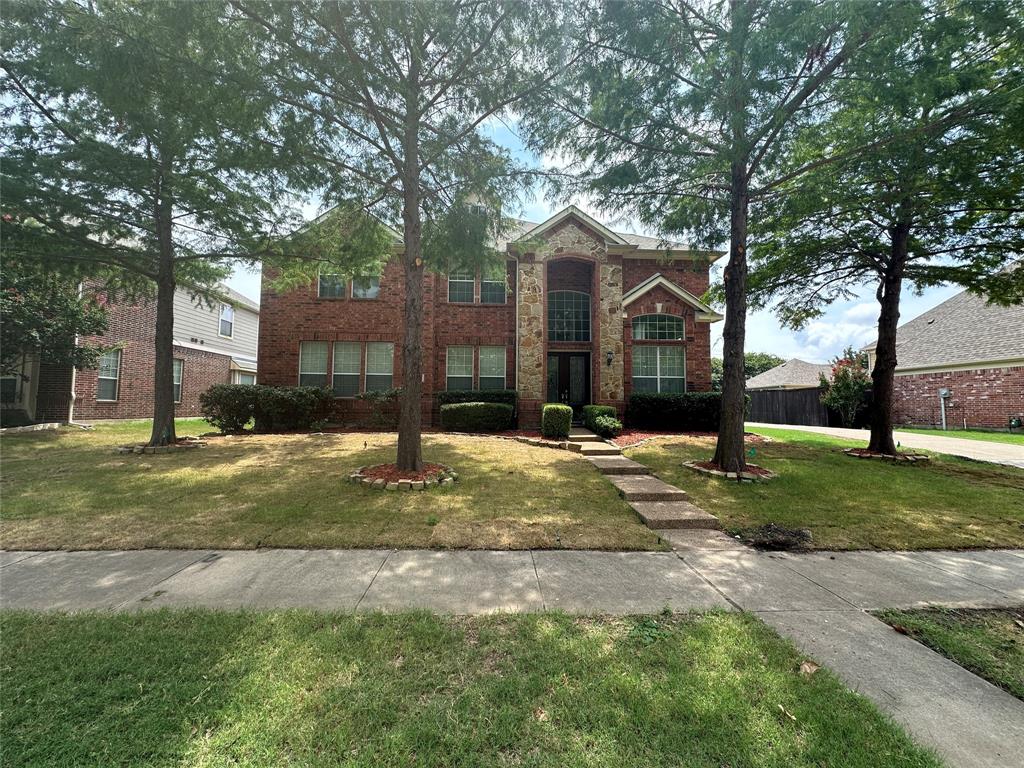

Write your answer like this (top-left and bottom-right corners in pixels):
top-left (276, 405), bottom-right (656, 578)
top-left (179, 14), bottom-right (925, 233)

top-left (349, 464), bottom-right (458, 491)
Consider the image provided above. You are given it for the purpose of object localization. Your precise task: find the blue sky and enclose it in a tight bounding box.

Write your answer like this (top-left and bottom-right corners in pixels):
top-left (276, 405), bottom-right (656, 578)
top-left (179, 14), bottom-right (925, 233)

top-left (225, 120), bottom-right (962, 363)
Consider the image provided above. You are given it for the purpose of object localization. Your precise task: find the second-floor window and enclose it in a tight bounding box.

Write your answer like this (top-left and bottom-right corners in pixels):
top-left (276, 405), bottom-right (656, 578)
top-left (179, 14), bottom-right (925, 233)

top-left (219, 304), bottom-right (234, 337)
top-left (447, 271), bottom-right (475, 303)
top-left (351, 276), bottom-right (380, 299)
top-left (480, 265), bottom-right (506, 304)
top-left (548, 291), bottom-right (591, 342)
top-left (318, 273), bottom-right (346, 298)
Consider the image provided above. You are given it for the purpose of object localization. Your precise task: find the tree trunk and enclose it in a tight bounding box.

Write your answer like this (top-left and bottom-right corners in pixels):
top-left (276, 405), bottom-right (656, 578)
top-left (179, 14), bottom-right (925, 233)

top-left (712, 159), bottom-right (749, 472)
top-left (867, 222), bottom-right (909, 454)
top-left (148, 184), bottom-right (177, 447)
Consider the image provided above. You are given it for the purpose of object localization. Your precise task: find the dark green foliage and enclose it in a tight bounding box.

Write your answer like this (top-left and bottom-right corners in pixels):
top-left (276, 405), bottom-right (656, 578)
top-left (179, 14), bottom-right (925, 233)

top-left (199, 385), bottom-right (258, 433)
top-left (436, 389), bottom-right (518, 410)
top-left (627, 393), bottom-right (725, 432)
top-left (439, 402), bottom-right (514, 433)
top-left (712, 353), bottom-right (786, 392)
top-left (581, 404), bottom-right (616, 432)
top-left (541, 403), bottom-right (573, 439)
top-left (593, 415), bottom-right (623, 439)
top-left (356, 388), bottom-right (402, 428)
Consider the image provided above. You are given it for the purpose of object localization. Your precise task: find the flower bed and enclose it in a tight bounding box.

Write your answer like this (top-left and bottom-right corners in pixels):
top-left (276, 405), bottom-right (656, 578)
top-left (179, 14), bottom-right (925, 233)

top-left (684, 460), bottom-right (777, 482)
top-left (349, 463), bottom-right (457, 491)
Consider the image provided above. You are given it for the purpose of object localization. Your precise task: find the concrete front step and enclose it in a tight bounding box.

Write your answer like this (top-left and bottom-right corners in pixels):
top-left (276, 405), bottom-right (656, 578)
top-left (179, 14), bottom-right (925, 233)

top-left (631, 501), bottom-right (722, 530)
top-left (609, 475), bottom-right (688, 501)
top-left (587, 456), bottom-right (651, 475)
top-left (576, 442), bottom-right (621, 456)
top-left (568, 428), bottom-right (603, 443)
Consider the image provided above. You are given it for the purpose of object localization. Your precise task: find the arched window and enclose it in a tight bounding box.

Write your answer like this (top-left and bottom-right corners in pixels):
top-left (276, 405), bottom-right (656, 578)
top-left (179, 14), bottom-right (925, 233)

top-left (548, 291), bottom-right (591, 342)
top-left (632, 314), bottom-right (685, 341)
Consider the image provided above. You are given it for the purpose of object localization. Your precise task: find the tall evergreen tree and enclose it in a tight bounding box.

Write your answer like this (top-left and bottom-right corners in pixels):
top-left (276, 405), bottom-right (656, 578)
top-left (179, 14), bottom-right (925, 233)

top-left (749, 0), bottom-right (1024, 453)
top-left (1, 0), bottom-right (305, 445)
top-left (525, 0), bottom-right (900, 471)
top-left (234, 0), bottom-right (573, 470)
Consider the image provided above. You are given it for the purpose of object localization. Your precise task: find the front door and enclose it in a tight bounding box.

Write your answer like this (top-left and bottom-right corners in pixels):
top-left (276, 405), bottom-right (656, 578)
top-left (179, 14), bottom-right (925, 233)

top-left (547, 352), bottom-right (590, 419)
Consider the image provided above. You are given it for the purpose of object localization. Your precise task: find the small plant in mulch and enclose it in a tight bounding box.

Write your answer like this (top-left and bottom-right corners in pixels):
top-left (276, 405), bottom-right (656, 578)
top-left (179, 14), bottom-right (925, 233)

top-left (741, 523), bottom-right (813, 551)
top-left (349, 462), bottom-right (457, 491)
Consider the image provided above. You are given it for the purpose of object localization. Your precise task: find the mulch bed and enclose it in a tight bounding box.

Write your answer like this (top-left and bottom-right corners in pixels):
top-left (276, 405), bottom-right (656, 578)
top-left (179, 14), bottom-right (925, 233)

top-left (691, 460), bottom-right (774, 478)
top-left (360, 462), bottom-right (448, 483)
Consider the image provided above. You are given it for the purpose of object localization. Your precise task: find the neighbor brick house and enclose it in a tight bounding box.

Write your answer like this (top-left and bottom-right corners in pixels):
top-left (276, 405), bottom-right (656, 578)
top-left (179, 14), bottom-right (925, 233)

top-left (863, 287), bottom-right (1024, 429)
top-left (258, 206), bottom-right (723, 427)
top-left (1, 284), bottom-right (259, 423)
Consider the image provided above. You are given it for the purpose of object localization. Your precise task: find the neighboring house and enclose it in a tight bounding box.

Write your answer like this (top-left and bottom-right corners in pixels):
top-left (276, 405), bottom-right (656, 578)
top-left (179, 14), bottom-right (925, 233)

top-left (258, 205), bottom-right (723, 427)
top-left (746, 358), bottom-right (833, 426)
top-left (863, 288), bottom-right (1024, 429)
top-left (1, 284), bottom-right (259, 423)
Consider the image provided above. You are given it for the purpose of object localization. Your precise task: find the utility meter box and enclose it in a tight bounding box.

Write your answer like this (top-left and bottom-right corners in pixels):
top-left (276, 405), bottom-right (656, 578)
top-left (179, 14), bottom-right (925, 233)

top-left (938, 388), bottom-right (951, 398)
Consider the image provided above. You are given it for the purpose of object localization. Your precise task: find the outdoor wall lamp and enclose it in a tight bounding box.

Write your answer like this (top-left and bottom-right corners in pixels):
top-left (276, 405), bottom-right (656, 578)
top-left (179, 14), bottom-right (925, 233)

top-left (606, 350), bottom-right (614, 367)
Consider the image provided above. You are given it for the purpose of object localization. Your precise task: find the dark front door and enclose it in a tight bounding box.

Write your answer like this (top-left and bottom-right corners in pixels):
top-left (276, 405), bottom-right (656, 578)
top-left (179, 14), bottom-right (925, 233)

top-left (547, 352), bottom-right (590, 419)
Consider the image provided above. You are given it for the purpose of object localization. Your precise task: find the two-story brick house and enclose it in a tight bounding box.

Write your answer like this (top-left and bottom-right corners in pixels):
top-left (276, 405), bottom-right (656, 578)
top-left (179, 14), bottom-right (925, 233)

top-left (258, 206), bottom-right (723, 427)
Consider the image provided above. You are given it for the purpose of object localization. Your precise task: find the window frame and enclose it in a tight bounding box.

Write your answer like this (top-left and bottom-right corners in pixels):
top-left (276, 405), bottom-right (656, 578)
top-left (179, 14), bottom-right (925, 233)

top-left (445, 345), bottom-right (475, 391)
top-left (172, 358), bottom-right (183, 403)
top-left (233, 371), bottom-right (256, 386)
top-left (364, 342), bottom-right (395, 392)
top-left (547, 290), bottom-right (592, 342)
top-left (96, 348), bottom-right (121, 402)
top-left (480, 264), bottom-right (507, 305)
top-left (317, 271), bottom-right (347, 299)
top-left (447, 271), bottom-right (475, 304)
top-left (478, 346), bottom-right (506, 390)
top-left (298, 341), bottom-right (329, 388)
top-left (351, 275), bottom-right (381, 300)
top-left (631, 344), bottom-right (686, 394)
top-left (632, 313), bottom-right (686, 341)
top-left (332, 341), bottom-right (362, 398)
top-left (218, 303), bottom-right (235, 338)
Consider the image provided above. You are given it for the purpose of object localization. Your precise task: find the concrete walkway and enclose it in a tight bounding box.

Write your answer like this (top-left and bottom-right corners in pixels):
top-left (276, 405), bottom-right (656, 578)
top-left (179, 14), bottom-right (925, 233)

top-left (747, 422), bottom-right (1024, 468)
top-left (3, 546), bottom-right (1023, 767)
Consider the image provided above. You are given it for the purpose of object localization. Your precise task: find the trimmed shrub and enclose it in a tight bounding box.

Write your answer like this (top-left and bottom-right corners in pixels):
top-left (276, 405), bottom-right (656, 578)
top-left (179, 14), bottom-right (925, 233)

top-left (592, 414), bottom-right (623, 438)
top-left (439, 401), bottom-right (514, 432)
top-left (436, 389), bottom-right (518, 409)
top-left (581, 404), bottom-right (616, 433)
top-left (626, 392), bottom-right (724, 432)
top-left (541, 403), bottom-right (573, 439)
top-left (253, 386), bottom-right (334, 432)
top-left (199, 384), bottom-right (258, 433)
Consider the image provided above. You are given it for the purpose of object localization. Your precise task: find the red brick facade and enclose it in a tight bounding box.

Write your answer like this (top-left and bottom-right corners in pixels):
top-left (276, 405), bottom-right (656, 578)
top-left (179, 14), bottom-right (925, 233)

top-left (892, 365), bottom-right (1024, 429)
top-left (258, 210), bottom-right (720, 426)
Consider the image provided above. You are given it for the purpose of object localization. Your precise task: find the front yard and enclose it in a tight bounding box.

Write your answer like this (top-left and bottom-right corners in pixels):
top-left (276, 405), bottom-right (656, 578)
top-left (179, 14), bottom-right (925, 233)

top-left (626, 428), bottom-right (1024, 551)
top-left (1, 609), bottom-right (939, 767)
top-left (0, 420), bottom-right (660, 551)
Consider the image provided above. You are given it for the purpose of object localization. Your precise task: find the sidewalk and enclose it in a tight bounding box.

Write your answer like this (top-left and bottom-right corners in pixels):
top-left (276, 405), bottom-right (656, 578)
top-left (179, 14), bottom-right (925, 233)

top-left (747, 422), bottom-right (1024, 468)
top-left (3, 545), bottom-right (1023, 768)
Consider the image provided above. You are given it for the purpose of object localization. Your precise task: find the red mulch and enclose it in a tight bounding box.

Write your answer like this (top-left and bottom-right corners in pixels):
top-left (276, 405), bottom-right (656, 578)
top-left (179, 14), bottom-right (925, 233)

top-left (692, 460), bottom-right (774, 477)
top-left (495, 429), bottom-right (544, 439)
top-left (612, 430), bottom-right (770, 448)
top-left (360, 462), bottom-right (447, 483)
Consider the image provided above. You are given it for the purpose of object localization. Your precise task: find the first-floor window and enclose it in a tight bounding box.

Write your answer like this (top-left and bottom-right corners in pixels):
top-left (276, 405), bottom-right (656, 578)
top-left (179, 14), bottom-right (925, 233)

top-left (478, 346), bottom-right (506, 390)
top-left (632, 346), bottom-right (685, 394)
top-left (333, 341), bottom-right (361, 397)
top-left (364, 342), bottom-right (394, 391)
top-left (299, 341), bottom-right (328, 387)
top-left (97, 349), bottom-right (121, 401)
top-left (172, 358), bottom-right (183, 403)
top-left (233, 371), bottom-right (256, 386)
top-left (351, 275), bottom-right (380, 299)
top-left (446, 346), bottom-right (473, 390)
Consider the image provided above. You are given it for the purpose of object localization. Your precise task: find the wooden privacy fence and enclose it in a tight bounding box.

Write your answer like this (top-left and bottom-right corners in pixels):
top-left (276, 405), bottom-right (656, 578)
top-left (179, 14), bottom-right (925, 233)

top-left (748, 387), bottom-right (830, 426)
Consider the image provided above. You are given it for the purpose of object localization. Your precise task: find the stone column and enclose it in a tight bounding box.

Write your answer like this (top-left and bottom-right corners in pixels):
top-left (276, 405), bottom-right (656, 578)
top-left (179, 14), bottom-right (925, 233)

top-left (517, 260), bottom-right (545, 403)
top-left (598, 262), bottom-right (624, 403)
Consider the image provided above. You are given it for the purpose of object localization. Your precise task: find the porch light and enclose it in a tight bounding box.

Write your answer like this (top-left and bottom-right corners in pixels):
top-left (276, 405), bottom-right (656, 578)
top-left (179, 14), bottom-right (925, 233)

top-left (606, 350), bottom-right (614, 367)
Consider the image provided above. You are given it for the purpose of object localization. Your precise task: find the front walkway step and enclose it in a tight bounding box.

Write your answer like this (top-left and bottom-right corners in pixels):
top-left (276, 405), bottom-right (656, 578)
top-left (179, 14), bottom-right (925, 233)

top-left (568, 428), bottom-right (603, 443)
top-left (587, 455), bottom-right (651, 475)
top-left (631, 501), bottom-right (722, 530)
top-left (609, 475), bottom-right (688, 501)
top-left (576, 442), bottom-right (621, 457)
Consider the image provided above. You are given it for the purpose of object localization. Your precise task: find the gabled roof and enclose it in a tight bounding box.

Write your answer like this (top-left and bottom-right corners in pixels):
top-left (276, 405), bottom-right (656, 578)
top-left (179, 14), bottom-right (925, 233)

top-left (217, 284), bottom-right (260, 313)
top-left (621, 273), bottom-right (723, 322)
top-left (862, 287), bottom-right (1024, 371)
top-left (511, 205), bottom-right (630, 246)
top-left (746, 359), bottom-right (831, 390)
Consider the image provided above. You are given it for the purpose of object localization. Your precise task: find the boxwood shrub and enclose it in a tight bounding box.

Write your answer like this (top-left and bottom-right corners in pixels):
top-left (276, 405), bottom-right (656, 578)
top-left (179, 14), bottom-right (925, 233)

top-left (253, 386), bottom-right (334, 432)
top-left (581, 404), bottom-right (616, 433)
top-left (199, 384), bottom-right (258, 433)
top-left (592, 414), bottom-right (623, 438)
top-left (436, 389), bottom-right (518, 409)
top-left (626, 392), bottom-right (724, 432)
top-left (439, 402), bottom-right (514, 432)
top-left (541, 403), bottom-right (573, 439)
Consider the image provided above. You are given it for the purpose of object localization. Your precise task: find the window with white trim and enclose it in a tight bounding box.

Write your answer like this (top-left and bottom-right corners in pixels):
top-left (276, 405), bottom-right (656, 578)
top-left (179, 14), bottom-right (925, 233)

top-left (447, 271), bottom-right (474, 303)
top-left (232, 371), bottom-right (256, 386)
top-left (219, 304), bottom-right (234, 337)
top-left (632, 314), bottom-right (685, 341)
top-left (632, 346), bottom-right (685, 393)
top-left (172, 358), bottom-right (183, 403)
top-left (364, 342), bottom-right (394, 391)
top-left (298, 341), bottom-right (328, 387)
top-left (97, 349), bottom-right (121, 401)
top-left (318, 272), bottom-right (346, 298)
top-left (351, 275), bottom-right (380, 299)
top-left (480, 264), bottom-right (506, 304)
top-left (333, 341), bottom-right (361, 397)
top-left (478, 346), bottom-right (506, 390)
top-left (446, 346), bottom-right (473, 390)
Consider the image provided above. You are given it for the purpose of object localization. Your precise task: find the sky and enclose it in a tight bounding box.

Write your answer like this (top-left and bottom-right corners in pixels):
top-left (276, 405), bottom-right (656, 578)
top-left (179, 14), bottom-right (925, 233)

top-left (224, 121), bottom-right (963, 364)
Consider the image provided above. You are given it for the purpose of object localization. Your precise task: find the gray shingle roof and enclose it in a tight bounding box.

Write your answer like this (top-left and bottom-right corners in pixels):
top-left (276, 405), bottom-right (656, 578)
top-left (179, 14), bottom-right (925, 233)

top-left (497, 216), bottom-right (689, 251)
top-left (866, 289), bottom-right (1024, 370)
top-left (746, 359), bottom-right (832, 390)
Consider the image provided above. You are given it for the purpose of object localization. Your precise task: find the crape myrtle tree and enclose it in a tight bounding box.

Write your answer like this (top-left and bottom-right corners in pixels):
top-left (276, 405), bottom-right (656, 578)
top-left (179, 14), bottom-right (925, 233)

top-left (749, 0), bottom-right (1024, 454)
top-left (524, 0), bottom-right (902, 471)
top-left (0, 0), bottom-right (341, 446)
top-left (233, 0), bottom-right (576, 471)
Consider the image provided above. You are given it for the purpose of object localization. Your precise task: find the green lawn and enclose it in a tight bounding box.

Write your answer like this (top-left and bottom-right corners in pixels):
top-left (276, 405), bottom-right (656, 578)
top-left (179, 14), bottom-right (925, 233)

top-left (894, 427), bottom-right (1024, 447)
top-left (0, 419), bottom-right (660, 551)
top-left (626, 428), bottom-right (1024, 550)
top-left (875, 607), bottom-right (1024, 700)
top-left (0, 610), bottom-right (939, 767)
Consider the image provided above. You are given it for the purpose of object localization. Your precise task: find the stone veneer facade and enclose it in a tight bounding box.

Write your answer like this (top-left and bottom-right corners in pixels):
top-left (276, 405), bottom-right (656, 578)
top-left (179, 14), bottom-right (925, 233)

top-left (258, 207), bottom-right (721, 428)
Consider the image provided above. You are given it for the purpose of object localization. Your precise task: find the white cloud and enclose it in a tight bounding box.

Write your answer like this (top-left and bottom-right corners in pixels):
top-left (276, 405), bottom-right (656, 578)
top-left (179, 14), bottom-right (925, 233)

top-left (843, 302), bottom-right (879, 322)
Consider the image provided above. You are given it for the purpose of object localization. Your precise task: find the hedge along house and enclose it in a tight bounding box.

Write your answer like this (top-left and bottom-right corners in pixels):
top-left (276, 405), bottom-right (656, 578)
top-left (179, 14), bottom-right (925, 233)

top-left (257, 206), bottom-right (723, 427)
